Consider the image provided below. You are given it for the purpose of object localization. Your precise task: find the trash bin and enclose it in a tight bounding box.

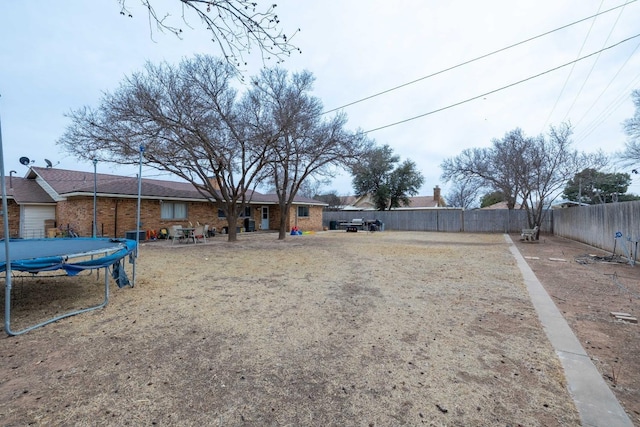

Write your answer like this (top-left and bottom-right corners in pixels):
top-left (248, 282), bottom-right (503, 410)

top-left (244, 218), bottom-right (256, 232)
top-left (329, 220), bottom-right (338, 230)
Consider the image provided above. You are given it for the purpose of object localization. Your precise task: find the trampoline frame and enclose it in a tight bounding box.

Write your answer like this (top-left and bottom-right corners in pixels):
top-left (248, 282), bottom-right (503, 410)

top-left (2, 238), bottom-right (137, 336)
top-left (1, 114), bottom-right (143, 336)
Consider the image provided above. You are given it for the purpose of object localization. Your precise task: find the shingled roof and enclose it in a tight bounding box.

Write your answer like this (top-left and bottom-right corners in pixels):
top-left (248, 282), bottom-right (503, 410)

top-left (27, 167), bottom-right (202, 200)
top-left (25, 166), bottom-right (325, 205)
top-left (3, 175), bottom-right (55, 204)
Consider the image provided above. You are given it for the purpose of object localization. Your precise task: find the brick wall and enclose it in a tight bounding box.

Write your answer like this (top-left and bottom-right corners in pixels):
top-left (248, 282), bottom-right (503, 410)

top-left (290, 205), bottom-right (323, 231)
top-left (268, 204), bottom-right (323, 232)
top-left (0, 197), bottom-right (324, 240)
top-left (57, 198), bottom-right (96, 236)
top-left (55, 197), bottom-right (325, 238)
top-left (0, 200), bottom-right (21, 238)
top-left (57, 197), bottom-right (263, 238)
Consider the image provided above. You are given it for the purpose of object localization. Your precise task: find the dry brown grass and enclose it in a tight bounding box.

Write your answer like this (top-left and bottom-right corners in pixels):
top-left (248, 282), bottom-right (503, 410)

top-left (1, 231), bottom-right (580, 426)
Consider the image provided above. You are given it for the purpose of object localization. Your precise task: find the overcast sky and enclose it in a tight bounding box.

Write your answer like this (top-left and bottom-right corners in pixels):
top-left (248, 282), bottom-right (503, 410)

top-left (1, 0), bottom-right (639, 198)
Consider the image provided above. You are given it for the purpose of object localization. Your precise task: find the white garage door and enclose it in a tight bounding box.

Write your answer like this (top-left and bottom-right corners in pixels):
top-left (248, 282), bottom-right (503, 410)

top-left (21, 205), bottom-right (56, 238)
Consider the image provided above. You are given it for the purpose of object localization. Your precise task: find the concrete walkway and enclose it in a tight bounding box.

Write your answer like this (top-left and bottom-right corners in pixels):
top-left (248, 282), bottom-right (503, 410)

top-left (505, 235), bottom-right (634, 427)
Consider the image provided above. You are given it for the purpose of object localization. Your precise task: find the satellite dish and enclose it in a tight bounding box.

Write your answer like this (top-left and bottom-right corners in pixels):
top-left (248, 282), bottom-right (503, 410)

top-left (45, 159), bottom-right (53, 168)
top-left (19, 156), bottom-right (31, 166)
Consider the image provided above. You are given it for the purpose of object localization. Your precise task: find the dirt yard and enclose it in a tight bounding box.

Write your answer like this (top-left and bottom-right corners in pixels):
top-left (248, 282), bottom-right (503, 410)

top-left (0, 231), bottom-right (637, 426)
top-left (513, 233), bottom-right (640, 425)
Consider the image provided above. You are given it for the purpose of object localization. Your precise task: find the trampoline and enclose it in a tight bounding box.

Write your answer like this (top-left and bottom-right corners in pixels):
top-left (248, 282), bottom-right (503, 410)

top-left (1, 238), bottom-right (137, 336)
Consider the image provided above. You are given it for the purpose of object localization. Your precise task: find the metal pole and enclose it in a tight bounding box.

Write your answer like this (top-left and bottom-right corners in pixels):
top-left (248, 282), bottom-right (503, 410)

top-left (92, 158), bottom-right (97, 238)
top-left (132, 145), bottom-right (144, 287)
top-left (1, 102), bottom-right (17, 335)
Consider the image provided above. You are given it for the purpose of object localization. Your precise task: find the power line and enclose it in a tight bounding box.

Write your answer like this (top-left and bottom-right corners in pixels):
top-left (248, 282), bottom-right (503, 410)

top-left (560, 0), bottom-right (630, 124)
top-left (362, 33), bottom-right (640, 134)
top-left (323, 0), bottom-right (637, 115)
top-left (572, 39), bottom-right (640, 131)
top-left (573, 71), bottom-right (640, 143)
top-left (542, 0), bottom-right (605, 130)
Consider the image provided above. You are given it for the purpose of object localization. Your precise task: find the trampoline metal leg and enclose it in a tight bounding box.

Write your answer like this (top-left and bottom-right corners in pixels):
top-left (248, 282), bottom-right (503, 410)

top-left (4, 266), bottom-right (110, 336)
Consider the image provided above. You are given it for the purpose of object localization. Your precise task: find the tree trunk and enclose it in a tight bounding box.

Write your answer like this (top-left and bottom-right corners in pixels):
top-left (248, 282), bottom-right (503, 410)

top-left (226, 213), bottom-right (239, 242)
top-left (277, 214), bottom-right (287, 240)
top-left (277, 203), bottom-right (289, 240)
top-left (278, 228), bottom-right (287, 240)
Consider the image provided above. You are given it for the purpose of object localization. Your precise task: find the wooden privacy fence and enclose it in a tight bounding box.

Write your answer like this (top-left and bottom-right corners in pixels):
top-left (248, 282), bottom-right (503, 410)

top-left (324, 200), bottom-right (640, 257)
top-left (553, 200), bottom-right (640, 254)
top-left (323, 209), bottom-right (552, 234)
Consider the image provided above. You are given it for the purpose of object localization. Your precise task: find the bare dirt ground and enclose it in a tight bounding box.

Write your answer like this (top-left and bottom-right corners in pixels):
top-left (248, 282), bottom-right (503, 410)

top-left (0, 230), bottom-right (636, 426)
top-left (512, 233), bottom-right (640, 426)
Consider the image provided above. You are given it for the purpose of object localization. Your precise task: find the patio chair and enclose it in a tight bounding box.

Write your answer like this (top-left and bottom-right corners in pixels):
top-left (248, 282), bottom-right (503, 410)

top-left (169, 225), bottom-right (184, 244)
top-left (191, 225), bottom-right (207, 243)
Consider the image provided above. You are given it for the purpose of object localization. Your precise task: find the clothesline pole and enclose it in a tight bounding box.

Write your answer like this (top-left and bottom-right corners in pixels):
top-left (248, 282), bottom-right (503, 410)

top-left (132, 145), bottom-right (144, 287)
top-left (92, 158), bottom-right (98, 238)
top-left (0, 104), bottom-right (17, 335)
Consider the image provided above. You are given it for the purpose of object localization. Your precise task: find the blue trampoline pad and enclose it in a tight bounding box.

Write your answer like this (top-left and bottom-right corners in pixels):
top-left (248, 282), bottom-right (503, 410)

top-left (0, 238), bottom-right (137, 274)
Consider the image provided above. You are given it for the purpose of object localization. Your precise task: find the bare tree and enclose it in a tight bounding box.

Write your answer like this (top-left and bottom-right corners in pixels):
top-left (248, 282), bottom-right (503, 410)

top-left (520, 124), bottom-right (606, 230)
top-left (618, 90), bottom-right (640, 170)
top-left (117, 0), bottom-right (300, 73)
top-left (297, 178), bottom-right (329, 199)
top-left (313, 191), bottom-right (342, 210)
top-left (445, 179), bottom-right (482, 209)
top-left (57, 55), bottom-right (271, 241)
top-left (441, 129), bottom-right (529, 210)
top-left (441, 124), bottom-right (606, 235)
top-left (248, 68), bottom-right (368, 239)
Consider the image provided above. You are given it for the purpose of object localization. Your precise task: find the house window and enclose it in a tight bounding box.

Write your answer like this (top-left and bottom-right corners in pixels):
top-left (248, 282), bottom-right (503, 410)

top-left (297, 205), bottom-right (310, 217)
top-left (161, 202), bottom-right (187, 220)
top-left (219, 206), bottom-right (252, 218)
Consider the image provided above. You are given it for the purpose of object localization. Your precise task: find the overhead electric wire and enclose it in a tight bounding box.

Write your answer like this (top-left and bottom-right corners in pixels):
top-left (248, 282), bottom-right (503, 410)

top-left (361, 33), bottom-right (640, 134)
top-left (561, 0), bottom-right (630, 123)
top-left (573, 71), bottom-right (640, 143)
top-left (322, 0), bottom-right (637, 115)
top-left (542, 0), bottom-right (605, 130)
top-left (572, 39), bottom-right (640, 132)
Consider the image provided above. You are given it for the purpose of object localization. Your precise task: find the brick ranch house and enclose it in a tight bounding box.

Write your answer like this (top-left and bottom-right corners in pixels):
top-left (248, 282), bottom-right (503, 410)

top-left (1, 167), bottom-right (326, 239)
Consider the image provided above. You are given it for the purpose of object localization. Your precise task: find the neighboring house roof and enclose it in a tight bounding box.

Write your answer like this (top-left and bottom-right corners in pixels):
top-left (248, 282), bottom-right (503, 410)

top-left (25, 166), bottom-right (325, 206)
top-left (551, 199), bottom-right (589, 209)
top-left (338, 195), bottom-right (357, 207)
top-left (339, 192), bottom-right (444, 211)
top-left (480, 201), bottom-right (522, 210)
top-left (402, 195), bottom-right (441, 209)
top-left (351, 194), bottom-right (377, 210)
top-left (3, 175), bottom-right (55, 204)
